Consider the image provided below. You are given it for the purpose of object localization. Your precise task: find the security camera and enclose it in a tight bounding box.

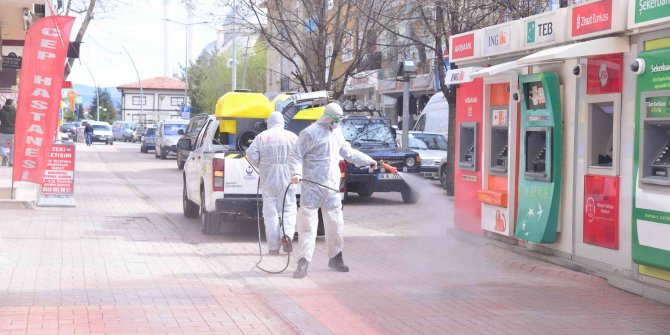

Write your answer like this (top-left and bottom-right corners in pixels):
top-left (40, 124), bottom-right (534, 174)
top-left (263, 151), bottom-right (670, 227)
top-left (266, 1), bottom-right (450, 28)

top-left (572, 64), bottom-right (584, 78)
top-left (512, 92), bottom-right (520, 101)
top-left (631, 58), bottom-right (646, 75)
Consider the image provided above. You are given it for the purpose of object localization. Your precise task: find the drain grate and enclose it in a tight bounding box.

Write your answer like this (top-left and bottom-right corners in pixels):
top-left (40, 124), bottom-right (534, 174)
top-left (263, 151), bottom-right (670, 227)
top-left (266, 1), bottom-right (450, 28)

top-left (104, 216), bottom-right (152, 225)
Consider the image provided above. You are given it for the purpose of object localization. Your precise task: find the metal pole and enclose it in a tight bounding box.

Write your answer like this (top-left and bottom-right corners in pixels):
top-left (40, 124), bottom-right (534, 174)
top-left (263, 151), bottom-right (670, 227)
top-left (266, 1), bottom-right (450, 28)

top-left (122, 45), bottom-right (144, 121)
top-left (401, 74), bottom-right (410, 149)
top-left (184, 25), bottom-right (189, 107)
top-left (231, 0), bottom-right (237, 91)
top-left (242, 35), bottom-right (249, 89)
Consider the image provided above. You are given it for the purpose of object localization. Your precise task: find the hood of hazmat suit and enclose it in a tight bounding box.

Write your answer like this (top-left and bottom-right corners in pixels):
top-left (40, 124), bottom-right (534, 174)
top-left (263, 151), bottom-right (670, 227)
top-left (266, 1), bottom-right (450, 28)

top-left (245, 112), bottom-right (299, 196)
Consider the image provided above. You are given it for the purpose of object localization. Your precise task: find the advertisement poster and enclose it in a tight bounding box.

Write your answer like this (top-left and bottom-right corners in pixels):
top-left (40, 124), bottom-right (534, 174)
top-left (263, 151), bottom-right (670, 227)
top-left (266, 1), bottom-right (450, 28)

top-left (583, 175), bottom-right (619, 249)
top-left (41, 144), bottom-right (75, 198)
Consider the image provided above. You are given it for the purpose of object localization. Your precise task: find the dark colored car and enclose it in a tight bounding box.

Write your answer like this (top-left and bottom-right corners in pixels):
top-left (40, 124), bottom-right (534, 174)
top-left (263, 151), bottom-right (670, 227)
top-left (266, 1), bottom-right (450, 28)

top-left (340, 115), bottom-right (420, 203)
top-left (60, 122), bottom-right (77, 140)
top-left (140, 127), bottom-right (157, 153)
top-left (177, 114), bottom-right (209, 169)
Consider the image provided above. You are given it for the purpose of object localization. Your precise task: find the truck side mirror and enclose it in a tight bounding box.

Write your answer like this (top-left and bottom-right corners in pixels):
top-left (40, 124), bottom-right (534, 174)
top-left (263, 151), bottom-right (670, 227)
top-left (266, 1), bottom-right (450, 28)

top-left (178, 129), bottom-right (185, 135)
top-left (177, 138), bottom-right (192, 150)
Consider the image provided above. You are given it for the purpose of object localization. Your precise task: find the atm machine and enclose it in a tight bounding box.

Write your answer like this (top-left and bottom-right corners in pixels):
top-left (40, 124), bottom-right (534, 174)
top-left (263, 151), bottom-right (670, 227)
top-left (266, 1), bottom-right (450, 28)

top-left (632, 48), bottom-right (670, 272)
top-left (477, 82), bottom-right (519, 236)
top-left (454, 78), bottom-right (484, 235)
top-left (514, 73), bottom-right (562, 243)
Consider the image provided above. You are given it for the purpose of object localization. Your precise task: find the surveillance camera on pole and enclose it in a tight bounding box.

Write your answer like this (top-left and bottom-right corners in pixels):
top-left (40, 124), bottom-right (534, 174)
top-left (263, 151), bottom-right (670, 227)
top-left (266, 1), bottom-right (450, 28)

top-left (398, 60), bottom-right (416, 149)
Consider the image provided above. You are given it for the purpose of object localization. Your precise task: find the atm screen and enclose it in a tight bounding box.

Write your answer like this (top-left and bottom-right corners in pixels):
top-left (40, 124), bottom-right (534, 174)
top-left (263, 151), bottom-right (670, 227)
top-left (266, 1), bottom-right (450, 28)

top-left (525, 81), bottom-right (547, 110)
top-left (652, 139), bottom-right (670, 168)
top-left (458, 123), bottom-right (477, 171)
top-left (490, 127), bottom-right (509, 173)
top-left (525, 129), bottom-right (549, 180)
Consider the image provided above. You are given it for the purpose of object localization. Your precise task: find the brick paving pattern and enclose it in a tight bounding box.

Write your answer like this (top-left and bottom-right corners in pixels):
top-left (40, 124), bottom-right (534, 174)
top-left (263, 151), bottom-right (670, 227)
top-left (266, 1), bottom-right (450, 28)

top-left (0, 142), bottom-right (668, 334)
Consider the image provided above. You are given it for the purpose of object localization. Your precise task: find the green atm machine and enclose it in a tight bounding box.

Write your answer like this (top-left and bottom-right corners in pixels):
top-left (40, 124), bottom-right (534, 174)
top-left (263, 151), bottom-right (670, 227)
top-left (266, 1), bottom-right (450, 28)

top-left (633, 47), bottom-right (670, 274)
top-left (515, 73), bottom-right (562, 243)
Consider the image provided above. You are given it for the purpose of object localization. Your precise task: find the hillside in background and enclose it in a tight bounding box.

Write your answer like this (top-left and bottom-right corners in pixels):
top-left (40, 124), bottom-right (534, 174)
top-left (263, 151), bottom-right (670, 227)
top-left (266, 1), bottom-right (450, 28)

top-left (73, 84), bottom-right (122, 108)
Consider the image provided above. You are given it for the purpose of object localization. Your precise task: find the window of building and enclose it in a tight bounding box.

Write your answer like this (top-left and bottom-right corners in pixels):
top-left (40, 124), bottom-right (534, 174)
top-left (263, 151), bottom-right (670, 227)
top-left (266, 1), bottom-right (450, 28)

top-left (342, 33), bottom-right (353, 62)
top-left (132, 96), bottom-right (146, 105)
top-left (171, 97), bottom-right (185, 106)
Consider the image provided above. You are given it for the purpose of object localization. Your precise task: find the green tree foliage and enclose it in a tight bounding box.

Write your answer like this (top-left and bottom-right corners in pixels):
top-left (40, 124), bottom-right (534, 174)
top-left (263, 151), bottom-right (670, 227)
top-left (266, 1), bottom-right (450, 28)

top-left (63, 103), bottom-right (85, 122)
top-left (89, 89), bottom-right (117, 123)
top-left (186, 40), bottom-right (267, 115)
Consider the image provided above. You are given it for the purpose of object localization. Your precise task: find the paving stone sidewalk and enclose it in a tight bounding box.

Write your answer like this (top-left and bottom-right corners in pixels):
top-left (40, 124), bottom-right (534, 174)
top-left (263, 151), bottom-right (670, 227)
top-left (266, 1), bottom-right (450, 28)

top-left (0, 143), bottom-right (668, 335)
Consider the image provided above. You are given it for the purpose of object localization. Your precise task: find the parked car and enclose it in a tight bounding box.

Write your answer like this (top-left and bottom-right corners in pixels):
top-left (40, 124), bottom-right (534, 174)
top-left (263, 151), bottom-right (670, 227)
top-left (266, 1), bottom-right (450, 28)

top-left (60, 122), bottom-right (77, 141)
top-left (340, 114), bottom-right (420, 203)
top-left (132, 123), bottom-right (149, 142)
top-left (177, 114), bottom-right (209, 169)
top-left (438, 156), bottom-right (449, 190)
top-left (155, 119), bottom-right (189, 159)
top-left (404, 132), bottom-right (448, 179)
top-left (77, 121), bottom-right (113, 145)
top-left (140, 126), bottom-right (157, 153)
top-left (112, 121), bottom-right (137, 142)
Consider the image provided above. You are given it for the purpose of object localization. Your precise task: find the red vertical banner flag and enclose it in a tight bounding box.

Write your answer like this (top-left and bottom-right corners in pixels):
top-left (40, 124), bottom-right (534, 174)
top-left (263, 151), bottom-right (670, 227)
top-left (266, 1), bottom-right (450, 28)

top-left (12, 16), bottom-right (75, 184)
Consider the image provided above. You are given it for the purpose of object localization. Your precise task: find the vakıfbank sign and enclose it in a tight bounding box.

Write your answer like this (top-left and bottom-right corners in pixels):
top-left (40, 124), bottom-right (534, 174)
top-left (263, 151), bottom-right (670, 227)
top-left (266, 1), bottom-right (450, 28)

top-left (636, 0), bottom-right (670, 24)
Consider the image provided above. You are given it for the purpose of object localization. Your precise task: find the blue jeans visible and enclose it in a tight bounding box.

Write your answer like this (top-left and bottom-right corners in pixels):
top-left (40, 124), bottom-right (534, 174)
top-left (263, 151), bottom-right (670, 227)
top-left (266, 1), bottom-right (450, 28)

top-left (0, 133), bottom-right (14, 164)
top-left (86, 133), bottom-right (92, 145)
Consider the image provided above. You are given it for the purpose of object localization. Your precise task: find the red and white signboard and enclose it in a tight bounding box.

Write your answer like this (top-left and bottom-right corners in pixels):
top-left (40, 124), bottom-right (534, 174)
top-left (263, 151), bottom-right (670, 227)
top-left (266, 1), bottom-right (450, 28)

top-left (38, 143), bottom-right (76, 207)
top-left (583, 174), bottom-right (619, 249)
top-left (450, 32), bottom-right (478, 62)
top-left (571, 0), bottom-right (613, 37)
top-left (587, 53), bottom-right (623, 95)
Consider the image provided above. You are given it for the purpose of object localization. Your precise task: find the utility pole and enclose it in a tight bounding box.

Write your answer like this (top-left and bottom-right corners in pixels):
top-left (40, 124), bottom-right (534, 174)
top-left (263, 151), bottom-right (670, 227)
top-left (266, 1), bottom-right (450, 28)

top-left (231, 0), bottom-right (237, 91)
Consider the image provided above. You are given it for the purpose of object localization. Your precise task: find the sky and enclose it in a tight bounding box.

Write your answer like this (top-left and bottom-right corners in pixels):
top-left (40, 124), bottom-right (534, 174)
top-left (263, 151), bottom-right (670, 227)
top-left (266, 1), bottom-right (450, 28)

top-left (66, 0), bottom-right (222, 88)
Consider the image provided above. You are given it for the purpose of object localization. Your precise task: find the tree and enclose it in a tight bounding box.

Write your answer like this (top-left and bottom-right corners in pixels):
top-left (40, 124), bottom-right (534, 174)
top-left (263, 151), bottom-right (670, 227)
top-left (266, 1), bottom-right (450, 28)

top-left (225, 0), bottom-right (395, 99)
top-left (186, 39), bottom-right (268, 115)
top-left (90, 89), bottom-right (117, 123)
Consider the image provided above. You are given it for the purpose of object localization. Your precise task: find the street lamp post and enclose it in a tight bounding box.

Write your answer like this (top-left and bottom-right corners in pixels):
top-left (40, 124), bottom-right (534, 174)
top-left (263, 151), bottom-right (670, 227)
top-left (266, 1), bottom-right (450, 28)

top-left (162, 18), bottom-right (209, 110)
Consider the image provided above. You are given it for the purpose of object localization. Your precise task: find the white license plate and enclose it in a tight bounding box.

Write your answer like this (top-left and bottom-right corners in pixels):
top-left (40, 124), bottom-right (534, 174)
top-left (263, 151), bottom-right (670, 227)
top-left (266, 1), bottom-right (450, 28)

top-left (377, 173), bottom-right (401, 180)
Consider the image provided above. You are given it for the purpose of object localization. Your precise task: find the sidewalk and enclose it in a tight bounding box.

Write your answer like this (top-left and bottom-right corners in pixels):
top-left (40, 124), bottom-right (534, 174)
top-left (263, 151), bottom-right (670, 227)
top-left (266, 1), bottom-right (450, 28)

top-left (0, 143), bottom-right (669, 334)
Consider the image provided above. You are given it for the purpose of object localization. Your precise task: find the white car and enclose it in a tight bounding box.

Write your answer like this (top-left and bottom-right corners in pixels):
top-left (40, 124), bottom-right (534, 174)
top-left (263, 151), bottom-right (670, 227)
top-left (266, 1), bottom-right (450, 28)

top-left (406, 132), bottom-right (448, 179)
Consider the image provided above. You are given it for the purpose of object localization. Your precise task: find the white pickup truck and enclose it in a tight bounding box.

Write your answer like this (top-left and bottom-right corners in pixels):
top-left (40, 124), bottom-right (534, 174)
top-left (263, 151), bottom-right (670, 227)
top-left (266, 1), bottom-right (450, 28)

top-left (179, 91), bottom-right (331, 234)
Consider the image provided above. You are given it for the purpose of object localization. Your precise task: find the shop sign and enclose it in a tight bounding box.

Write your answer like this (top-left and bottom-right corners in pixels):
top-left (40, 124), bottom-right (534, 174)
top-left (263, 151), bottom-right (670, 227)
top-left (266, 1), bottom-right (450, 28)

top-left (571, 0), bottom-right (613, 37)
top-left (1, 52), bottom-right (22, 69)
top-left (645, 96), bottom-right (670, 118)
top-left (587, 53), bottom-right (623, 95)
top-left (635, 0), bottom-right (670, 24)
top-left (445, 67), bottom-right (481, 85)
top-left (451, 33), bottom-right (475, 60)
top-left (526, 17), bottom-right (555, 46)
top-left (484, 24), bottom-right (512, 56)
top-left (583, 175), bottom-right (619, 249)
top-left (345, 70), bottom-right (378, 92)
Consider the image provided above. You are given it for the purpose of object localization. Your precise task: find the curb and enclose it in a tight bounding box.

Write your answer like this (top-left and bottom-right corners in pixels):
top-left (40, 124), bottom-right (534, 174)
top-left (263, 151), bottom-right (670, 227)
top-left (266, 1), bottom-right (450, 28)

top-left (449, 227), bottom-right (670, 306)
top-left (0, 199), bottom-right (35, 209)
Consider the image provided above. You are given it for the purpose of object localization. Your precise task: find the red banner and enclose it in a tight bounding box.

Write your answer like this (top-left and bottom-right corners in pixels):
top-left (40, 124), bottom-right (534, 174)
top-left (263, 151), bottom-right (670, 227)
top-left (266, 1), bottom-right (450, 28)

top-left (12, 16), bottom-right (75, 184)
top-left (583, 175), bottom-right (619, 249)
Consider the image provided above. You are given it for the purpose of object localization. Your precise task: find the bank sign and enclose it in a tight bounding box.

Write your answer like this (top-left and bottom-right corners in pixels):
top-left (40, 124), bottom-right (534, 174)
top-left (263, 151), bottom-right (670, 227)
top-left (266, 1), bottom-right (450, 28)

top-left (451, 33), bottom-right (475, 60)
top-left (635, 0), bottom-right (670, 24)
top-left (526, 17), bottom-right (555, 46)
top-left (572, 0), bottom-right (613, 37)
top-left (483, 24), bottom-right (512, 56)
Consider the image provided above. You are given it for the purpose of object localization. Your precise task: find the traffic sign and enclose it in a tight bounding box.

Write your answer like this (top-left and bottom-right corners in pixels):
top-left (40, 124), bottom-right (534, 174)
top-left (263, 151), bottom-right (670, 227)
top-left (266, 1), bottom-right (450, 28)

top-left (181, 105), bottom-right (191, 119)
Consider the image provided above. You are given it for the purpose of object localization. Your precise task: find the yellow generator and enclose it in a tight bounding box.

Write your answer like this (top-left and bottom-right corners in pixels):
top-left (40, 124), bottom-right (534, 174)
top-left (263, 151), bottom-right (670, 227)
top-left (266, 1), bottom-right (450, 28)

top-left (215, 90), bottom-right (330, 151)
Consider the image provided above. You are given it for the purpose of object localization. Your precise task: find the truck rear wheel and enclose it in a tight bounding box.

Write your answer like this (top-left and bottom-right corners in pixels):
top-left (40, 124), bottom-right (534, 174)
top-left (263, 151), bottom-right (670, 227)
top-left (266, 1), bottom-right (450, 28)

top-left (183, 182), bottom-right (199, 218)
top-left (200, 188), bottom-right (221, 234)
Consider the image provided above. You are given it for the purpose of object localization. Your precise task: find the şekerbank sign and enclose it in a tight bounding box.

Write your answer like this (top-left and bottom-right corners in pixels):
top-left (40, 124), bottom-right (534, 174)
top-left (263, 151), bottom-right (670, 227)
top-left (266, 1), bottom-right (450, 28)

top-left (629, 0), bottom-right (670, 27)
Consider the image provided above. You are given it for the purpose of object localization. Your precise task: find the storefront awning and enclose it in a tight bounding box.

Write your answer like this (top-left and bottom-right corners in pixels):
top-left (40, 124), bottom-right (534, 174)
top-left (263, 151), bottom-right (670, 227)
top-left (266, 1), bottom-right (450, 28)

top-left (469, 61), bottom-right (526, 78)
top-left (517, 36), bottom-right (629, 65)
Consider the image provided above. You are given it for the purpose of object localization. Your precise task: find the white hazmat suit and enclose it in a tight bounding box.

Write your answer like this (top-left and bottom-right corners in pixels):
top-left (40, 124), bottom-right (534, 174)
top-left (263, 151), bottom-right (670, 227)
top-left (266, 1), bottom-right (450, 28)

top-left (289, 103), bottom-right (376, 277)
top-left (246, 112), bottom-right (298, 252)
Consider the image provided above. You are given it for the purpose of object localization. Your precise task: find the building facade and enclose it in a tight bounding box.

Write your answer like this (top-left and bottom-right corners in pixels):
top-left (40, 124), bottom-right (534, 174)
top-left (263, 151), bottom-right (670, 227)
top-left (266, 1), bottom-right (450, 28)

top-left (116, 77), bottom-right (187, 125)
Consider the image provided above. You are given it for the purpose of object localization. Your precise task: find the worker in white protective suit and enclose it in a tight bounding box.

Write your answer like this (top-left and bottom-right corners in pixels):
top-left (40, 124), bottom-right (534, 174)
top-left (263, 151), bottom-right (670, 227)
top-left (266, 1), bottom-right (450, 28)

top-left (289, 103), bottom-right (377, 278)
top-left (246, 112), bottom-right (298, 255)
